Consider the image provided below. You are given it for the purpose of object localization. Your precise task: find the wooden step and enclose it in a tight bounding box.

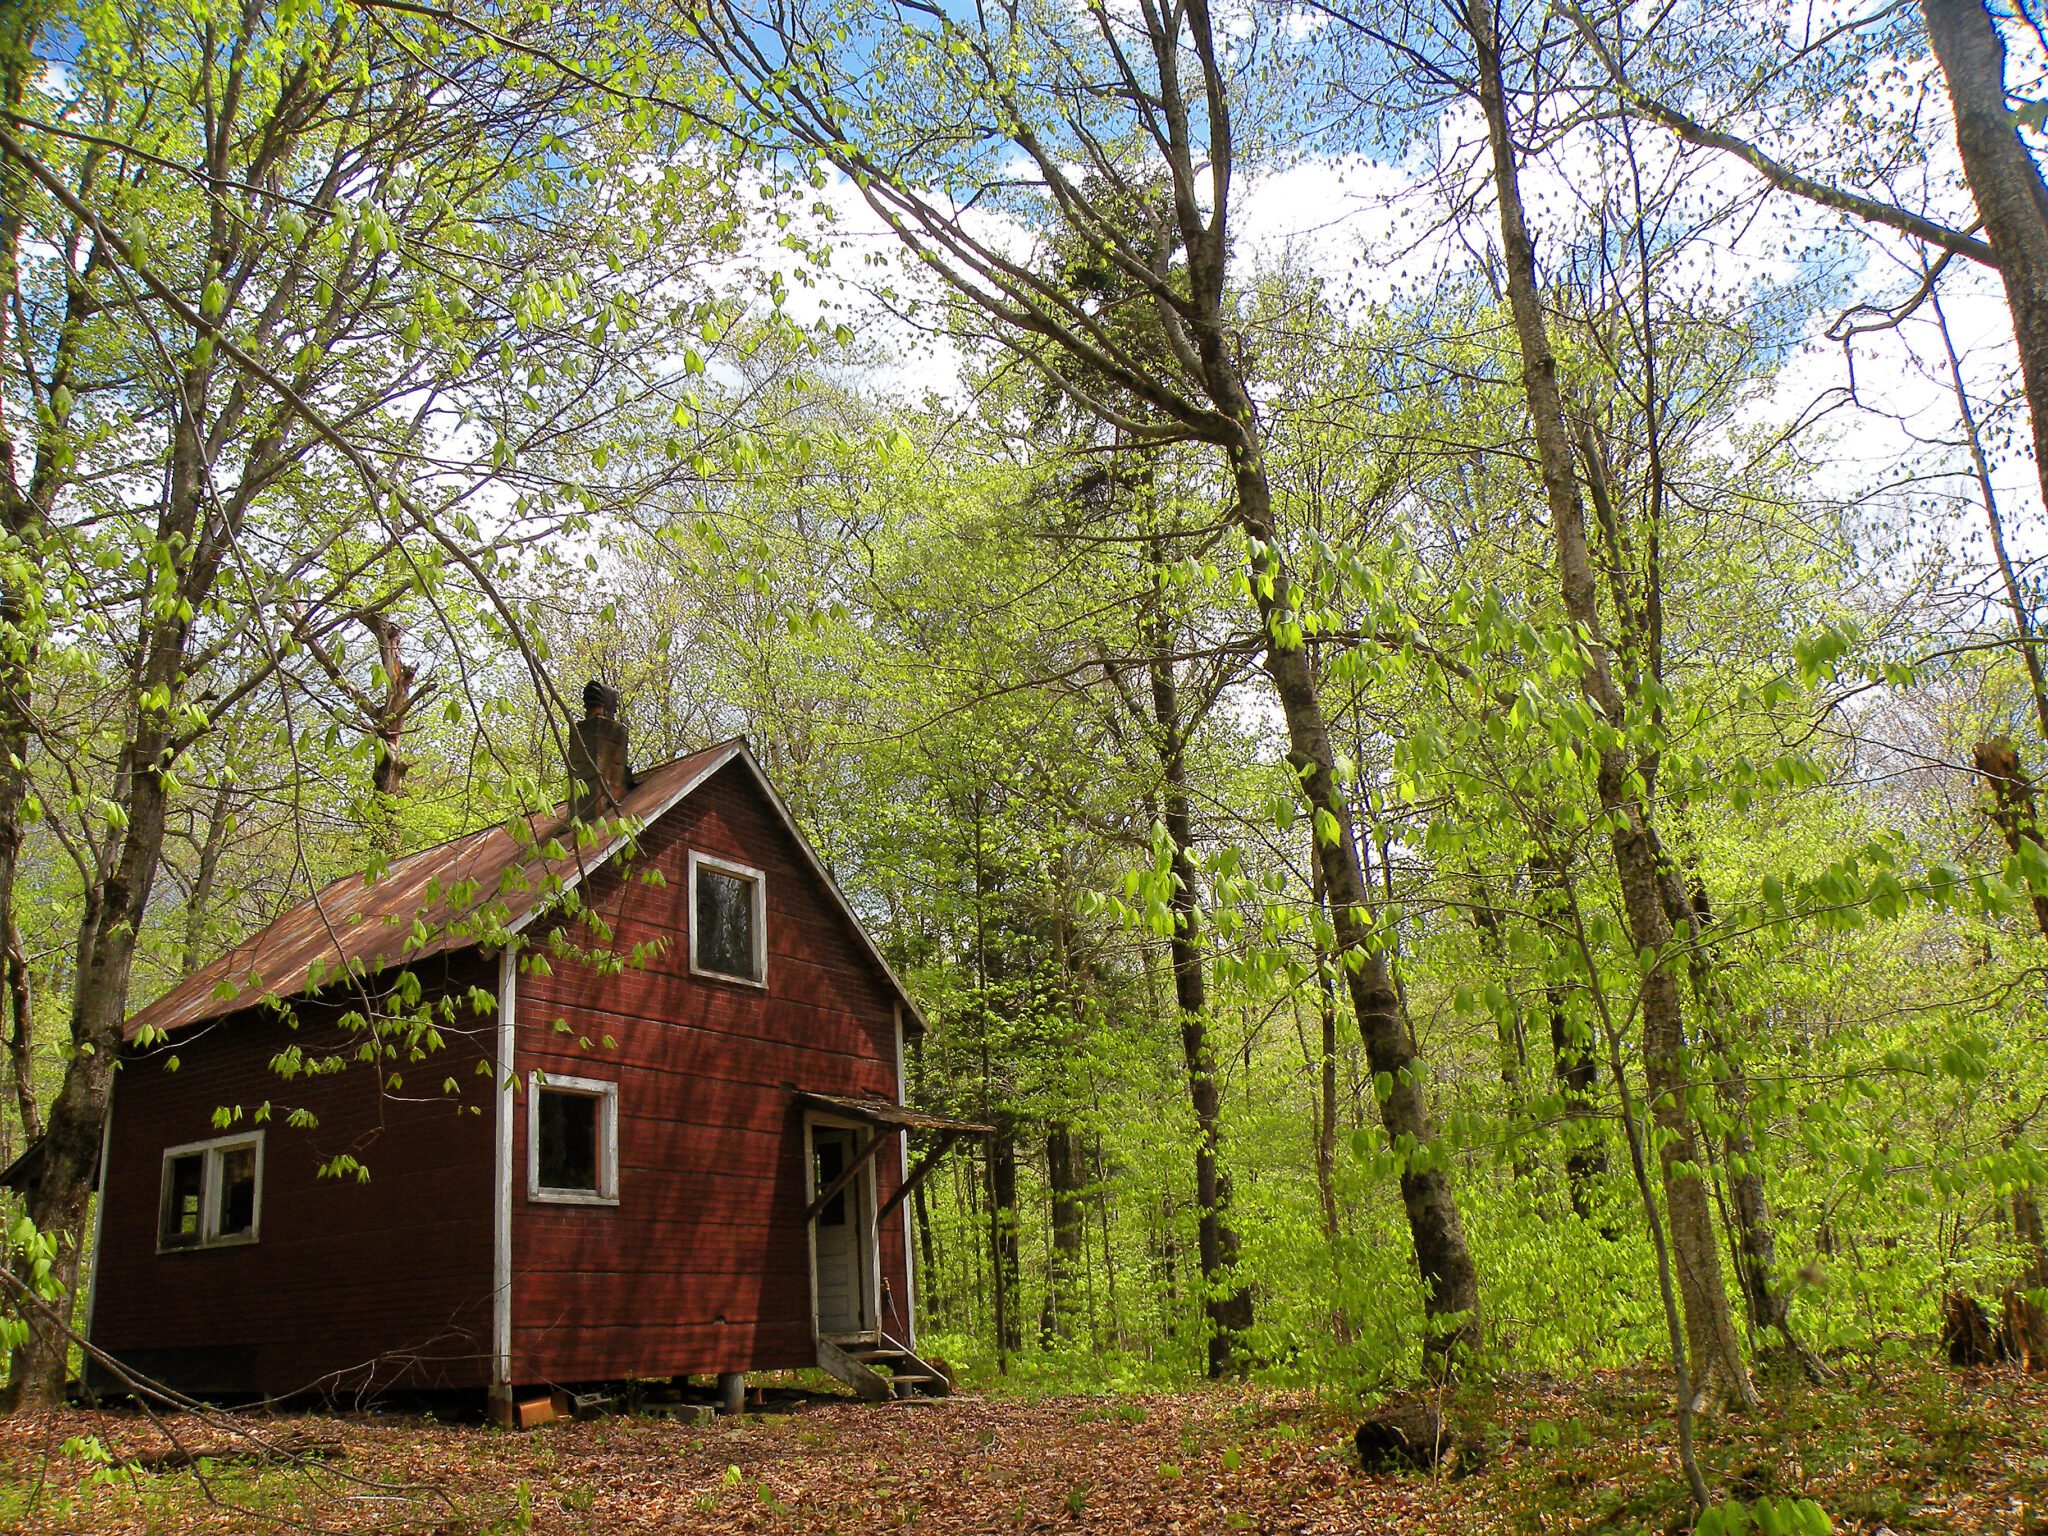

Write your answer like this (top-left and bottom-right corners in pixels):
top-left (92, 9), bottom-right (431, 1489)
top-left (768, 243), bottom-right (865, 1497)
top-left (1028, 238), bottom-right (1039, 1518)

top-left (816, 1338), bottom-right (891, 1403)
top-left (822, 1335), bottom-right (953, 1402)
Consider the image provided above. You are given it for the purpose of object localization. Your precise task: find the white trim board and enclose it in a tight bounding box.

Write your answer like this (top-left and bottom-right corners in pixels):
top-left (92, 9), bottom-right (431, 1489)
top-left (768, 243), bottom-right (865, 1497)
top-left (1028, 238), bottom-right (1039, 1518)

top-left (506, 744), bottom-right (740, 938)
top-left (492, 947), bottom-right (517, 1392)
top-left (894, 999), bottom-right (916, 1349)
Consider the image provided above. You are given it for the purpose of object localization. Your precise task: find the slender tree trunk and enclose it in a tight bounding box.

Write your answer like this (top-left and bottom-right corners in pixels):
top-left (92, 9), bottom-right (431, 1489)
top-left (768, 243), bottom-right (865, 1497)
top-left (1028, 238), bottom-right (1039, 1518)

top-left (3, 931), bottom-right (33, 1148)
top-left (1093, 1133), bottom-right (1123, 1350)
top-left (1529, 853), bottom-right (1609, 1225)
top-left (1547, 987), bottom-right (1611, 1227)
top-left (1922, 0), bottom-right (2048, 531)
top-left (0, 0), bottom-right (69, 1243)
top-left (1465, 0), bottom-right (1753, 1406)
top-left (355, 607), bottom-right (421, 859)
top-left (1314, 924), bottom-right (1342, 1243)
top-left (990, 1126), bottom-right (1020, 1360)
top-left (181, 780), bottom-right (234, 975)
top-left (1307, 866), bottom-right (1355, 1343)
top-left (1223, 445), bottom-right (1481, 1369)
top-left (1155, 1195), bottom-right (1180, 1342)
top-left (1588, 914), bottom-right (1712, 1507)
top-left (913, 1171), bottom-right (940, 1329)
top-left (1468, 895), bottom-right (1539, 1180)
top-left (1701, 1018), bottom-right (1828, 1381)
top-left (1144, 547), bottom-right (1253, 1376)
top-left (1931, 290), bottom-right (2048, 744)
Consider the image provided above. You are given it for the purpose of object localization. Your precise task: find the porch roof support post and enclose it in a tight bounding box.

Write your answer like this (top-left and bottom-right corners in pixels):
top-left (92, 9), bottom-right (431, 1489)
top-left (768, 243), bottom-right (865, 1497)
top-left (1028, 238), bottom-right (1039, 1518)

top-left (875, 1131), bottom-right (962, 1227)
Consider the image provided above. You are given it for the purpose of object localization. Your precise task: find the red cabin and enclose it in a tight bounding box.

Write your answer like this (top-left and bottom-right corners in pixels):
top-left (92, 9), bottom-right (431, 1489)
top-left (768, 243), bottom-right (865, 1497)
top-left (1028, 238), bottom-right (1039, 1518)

top-left (80, 700), bottom-right (978, 1410)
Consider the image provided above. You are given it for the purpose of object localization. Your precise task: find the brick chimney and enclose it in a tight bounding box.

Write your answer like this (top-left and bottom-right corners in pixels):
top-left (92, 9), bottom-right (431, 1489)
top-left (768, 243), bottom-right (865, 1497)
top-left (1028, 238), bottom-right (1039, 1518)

top-left (567, 679), bottom-right (631, 819)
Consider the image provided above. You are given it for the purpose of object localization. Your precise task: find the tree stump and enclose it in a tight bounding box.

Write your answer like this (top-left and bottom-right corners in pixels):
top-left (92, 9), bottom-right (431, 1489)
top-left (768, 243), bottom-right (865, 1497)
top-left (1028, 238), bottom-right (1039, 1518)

top-left (1943, 1290), bottom-right (1998, 1367)
top-left (1999, 1287), bottom-right (2048, 1372)
top-left (1354, 1400), bottom-right (1450, 1473)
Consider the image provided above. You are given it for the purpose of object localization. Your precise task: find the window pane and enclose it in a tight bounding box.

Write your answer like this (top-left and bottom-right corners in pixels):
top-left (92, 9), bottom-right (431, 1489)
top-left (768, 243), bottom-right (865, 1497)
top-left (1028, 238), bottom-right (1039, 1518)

top-left (695, 865), bottom-right (758, 980)
top-left (538, 1090), bottom-right (600, 1193)
top-left (814, 1139), bottom-right (846, 1228)
top-left (215, 1146), bottom-right (257, 1238)
top-left (160, 1154), bottom-right (204, 1247)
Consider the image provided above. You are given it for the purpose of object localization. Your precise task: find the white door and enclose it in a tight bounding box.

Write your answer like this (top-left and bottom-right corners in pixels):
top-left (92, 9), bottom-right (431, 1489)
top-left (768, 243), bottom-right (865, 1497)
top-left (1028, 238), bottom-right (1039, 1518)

top-left (811, 1127), bottom-right (870, 1337)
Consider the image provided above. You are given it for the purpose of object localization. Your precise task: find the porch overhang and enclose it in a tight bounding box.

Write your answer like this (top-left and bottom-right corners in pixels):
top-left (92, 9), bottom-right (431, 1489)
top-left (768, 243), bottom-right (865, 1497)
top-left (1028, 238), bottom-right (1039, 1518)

top-left (793, 1091), bottom-right (992, 1138)
top-left (794, 1090), bottom-right (992, 1226)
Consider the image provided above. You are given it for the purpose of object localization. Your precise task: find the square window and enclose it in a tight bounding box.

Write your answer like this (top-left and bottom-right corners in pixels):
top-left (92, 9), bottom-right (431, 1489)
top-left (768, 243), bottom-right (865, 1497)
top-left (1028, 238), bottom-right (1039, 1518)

top-left (690, 852), bottom-right (765, 985)
top-left (157, 1133), bottom-right (262, 1251)
top-left (528, 1074), bottom-right (618, 1204)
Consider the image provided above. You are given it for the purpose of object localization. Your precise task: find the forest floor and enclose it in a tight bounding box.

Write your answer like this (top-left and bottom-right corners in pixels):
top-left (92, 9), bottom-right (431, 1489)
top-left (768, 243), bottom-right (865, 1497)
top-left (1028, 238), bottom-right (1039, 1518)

top-left (0, 1361), bottom-right (2041, 1535)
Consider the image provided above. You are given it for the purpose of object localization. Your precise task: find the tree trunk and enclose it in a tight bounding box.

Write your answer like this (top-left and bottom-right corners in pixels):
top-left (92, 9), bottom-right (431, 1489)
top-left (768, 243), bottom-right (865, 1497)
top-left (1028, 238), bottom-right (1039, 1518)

top-left (1154, 1196), bottom-right (1180, 1342)
top-left (1468, 895), bottom-right (1539, 1180)
top-left (8, 358), bottom-right (220, 1409)
top-left (2017, 1182), bottom-right (2048, 1293)
top-left (1709, 1036), bottom-right (1824, 1377)
top-left (1145, 564), bottom-right (1254, 1377)
top-left (913, 1168), bottom-right (940, 1329)
top-left (1970, 739), bottom-right (2048, 1302)
top-left (1663, 865), bottom-right (1831, 1378)
top-left (1530, 854), bottom-right (1610, 1227)
top-left (1308, 867), bottom-right (1355, 1344)
top-left (356, 607), bottom-right (420, 858)
top-left (990, 1126), bottom-right (1020, 1359)
top-left (1040, 1123), bottom-right (1085, 1346)
top-left (1229, 450), bottom-right (1481, 1369)
top-left (0, 0), bottom-right (66, 1256)
top-left (1548, 989), bottom-right (1610, 1226)
top-left (1314, 909), bottom-right (1342, 1243)
top-left (1922, 0), bottom-right (2048, 529)
top-left (1977, 739), bottom-right (2048, 942)
top-left (181, 780), bottom-right (235, 975)
top-left (1465, 0), bottom-right (1753, 1406)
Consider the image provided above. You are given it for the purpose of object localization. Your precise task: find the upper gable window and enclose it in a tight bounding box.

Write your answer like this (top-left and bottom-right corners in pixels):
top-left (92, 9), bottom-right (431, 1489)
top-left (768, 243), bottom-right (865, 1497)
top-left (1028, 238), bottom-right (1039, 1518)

top-left (689, 850), bottom-right (766, 986)
top-left (158, 1131), bottom-right (263, 1252)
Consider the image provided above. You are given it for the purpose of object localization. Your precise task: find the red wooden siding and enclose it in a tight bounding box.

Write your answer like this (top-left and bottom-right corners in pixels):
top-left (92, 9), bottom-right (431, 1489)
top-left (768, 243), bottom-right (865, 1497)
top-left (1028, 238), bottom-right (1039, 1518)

top-left (89, 959), bottom-right (498, 1398)
top-left (511, 759), bottom-right (911, 1384)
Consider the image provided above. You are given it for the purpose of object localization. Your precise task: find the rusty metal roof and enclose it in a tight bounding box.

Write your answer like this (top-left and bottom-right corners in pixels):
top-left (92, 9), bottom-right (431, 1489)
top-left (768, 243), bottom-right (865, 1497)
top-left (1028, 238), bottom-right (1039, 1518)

top-left (124, 739), bottom-right (929, 1042)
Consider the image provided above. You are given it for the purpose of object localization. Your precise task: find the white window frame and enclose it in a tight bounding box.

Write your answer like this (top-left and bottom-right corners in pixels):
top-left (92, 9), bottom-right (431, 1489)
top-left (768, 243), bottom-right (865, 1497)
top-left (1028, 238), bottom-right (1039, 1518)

top-left (526, 1072), bottom-right (620, 1206)
top-left (687, 850), bottom-right (768, 987)
top-left (156, 1130), bottom-right (264, 1253)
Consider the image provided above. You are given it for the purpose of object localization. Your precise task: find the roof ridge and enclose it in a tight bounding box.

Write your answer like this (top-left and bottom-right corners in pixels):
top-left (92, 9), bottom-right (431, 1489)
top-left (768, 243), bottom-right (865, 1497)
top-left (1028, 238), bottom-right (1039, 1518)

top-left (358, 739), bottom-right (746, 877)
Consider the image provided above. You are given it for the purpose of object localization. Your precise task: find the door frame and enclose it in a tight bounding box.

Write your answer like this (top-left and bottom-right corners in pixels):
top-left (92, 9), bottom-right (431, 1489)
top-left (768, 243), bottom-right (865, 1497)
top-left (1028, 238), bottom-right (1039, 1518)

top-left (802, 1111), bottom-right (882, 1343)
